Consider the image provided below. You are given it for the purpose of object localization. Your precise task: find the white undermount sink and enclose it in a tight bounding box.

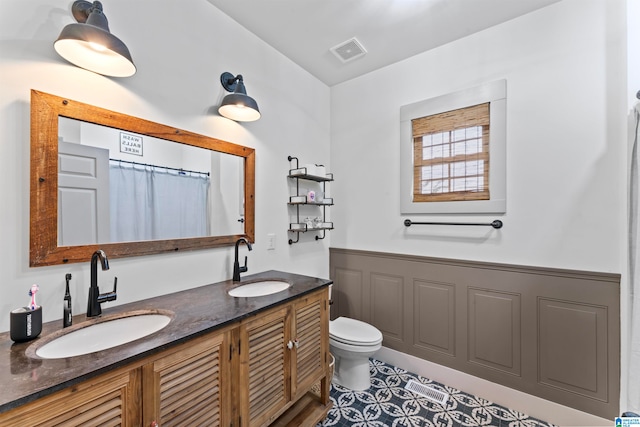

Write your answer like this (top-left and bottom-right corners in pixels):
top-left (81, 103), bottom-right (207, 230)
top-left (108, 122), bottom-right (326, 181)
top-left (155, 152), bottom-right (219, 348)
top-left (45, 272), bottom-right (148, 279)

top-left (33, 311), bottom-right (172, 359)
top-left (228, 280), bottom-right (290, 297)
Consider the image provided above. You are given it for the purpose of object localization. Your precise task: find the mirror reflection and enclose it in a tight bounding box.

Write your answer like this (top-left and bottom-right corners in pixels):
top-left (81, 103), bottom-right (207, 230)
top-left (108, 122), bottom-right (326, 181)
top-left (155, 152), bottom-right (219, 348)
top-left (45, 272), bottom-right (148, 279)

top-left (58, 118), bottom-right (244, 246)
top-left (30, 89), bottom-right (255, 267)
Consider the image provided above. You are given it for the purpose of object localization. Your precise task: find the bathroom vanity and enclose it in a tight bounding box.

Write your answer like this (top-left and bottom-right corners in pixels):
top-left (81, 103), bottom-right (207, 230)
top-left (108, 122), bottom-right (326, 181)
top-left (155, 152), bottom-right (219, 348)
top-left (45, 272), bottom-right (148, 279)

top-left (0, 271), bottom-right (332, 426)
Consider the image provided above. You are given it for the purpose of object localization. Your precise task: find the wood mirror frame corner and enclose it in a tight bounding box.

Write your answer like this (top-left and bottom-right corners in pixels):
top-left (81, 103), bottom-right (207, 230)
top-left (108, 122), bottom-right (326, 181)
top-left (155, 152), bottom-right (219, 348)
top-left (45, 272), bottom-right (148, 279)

top-left (30, 89), bottom-right (255, 267)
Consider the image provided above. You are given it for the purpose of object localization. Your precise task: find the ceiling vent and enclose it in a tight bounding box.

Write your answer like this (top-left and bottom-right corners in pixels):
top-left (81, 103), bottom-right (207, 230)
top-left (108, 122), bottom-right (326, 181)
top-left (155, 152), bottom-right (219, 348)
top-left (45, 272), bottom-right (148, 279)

top-left (330, 37), bottom-right (367, 63)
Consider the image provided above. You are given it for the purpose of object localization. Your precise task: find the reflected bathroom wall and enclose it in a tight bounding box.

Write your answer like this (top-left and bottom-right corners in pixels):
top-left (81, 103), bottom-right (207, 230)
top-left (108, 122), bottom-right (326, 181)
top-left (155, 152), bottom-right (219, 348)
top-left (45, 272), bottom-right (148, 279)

top-left (58, 117), bottom-right (244, 245)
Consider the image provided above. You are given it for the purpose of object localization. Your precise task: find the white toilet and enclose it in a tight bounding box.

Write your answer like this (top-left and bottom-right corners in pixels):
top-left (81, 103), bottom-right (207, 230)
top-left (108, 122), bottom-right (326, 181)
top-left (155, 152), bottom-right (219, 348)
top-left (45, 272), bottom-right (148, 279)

top-left (329, 316), bottom-right (383, 391)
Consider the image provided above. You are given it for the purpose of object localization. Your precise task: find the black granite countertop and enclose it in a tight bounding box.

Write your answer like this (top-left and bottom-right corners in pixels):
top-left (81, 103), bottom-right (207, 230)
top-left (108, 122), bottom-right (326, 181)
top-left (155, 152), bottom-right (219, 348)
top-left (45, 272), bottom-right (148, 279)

top-left (0, 270), bottom-right (331, 414)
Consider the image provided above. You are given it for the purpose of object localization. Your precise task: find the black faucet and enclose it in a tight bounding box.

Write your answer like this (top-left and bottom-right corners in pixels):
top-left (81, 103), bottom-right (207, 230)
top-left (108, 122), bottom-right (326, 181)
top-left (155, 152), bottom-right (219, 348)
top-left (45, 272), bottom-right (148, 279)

top-left (87, 250), bottom-right (117, 317)
top-left (232, 238), bottom-right (253, 282)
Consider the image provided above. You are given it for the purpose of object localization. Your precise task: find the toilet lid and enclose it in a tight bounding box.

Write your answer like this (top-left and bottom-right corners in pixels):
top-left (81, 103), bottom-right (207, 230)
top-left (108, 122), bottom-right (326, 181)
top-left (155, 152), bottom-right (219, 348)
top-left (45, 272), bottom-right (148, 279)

top-left (330, 317), bottom-right (383, 346)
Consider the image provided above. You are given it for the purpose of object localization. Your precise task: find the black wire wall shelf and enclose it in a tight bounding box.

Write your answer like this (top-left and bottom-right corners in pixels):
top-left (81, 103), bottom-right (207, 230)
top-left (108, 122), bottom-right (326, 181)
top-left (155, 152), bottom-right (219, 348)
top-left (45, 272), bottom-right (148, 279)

top-left (287, 156), bottom-right (334, 244)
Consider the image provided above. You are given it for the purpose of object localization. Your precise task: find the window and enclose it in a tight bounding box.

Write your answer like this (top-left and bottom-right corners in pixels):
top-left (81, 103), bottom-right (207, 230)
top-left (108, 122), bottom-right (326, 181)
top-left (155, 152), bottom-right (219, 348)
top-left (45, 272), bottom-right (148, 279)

top-left (400, 80), bottom-right (506, 214)
top-left (412, 103), bottom-right (490, 202)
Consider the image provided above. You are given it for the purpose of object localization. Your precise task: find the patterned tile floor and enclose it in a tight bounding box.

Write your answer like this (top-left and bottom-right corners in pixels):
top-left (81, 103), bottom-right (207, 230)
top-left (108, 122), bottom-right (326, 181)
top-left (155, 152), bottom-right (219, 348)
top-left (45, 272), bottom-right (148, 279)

top-left (318, 359), bottom-right (555, 427)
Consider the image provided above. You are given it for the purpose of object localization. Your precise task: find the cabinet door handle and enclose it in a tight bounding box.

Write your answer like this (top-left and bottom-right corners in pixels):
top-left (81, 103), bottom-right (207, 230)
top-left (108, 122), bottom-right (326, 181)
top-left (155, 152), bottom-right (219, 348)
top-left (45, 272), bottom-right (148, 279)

top-left (287, 340), bottom-right (294, 350)
top-left (293, 339), bottom-right (299, 349)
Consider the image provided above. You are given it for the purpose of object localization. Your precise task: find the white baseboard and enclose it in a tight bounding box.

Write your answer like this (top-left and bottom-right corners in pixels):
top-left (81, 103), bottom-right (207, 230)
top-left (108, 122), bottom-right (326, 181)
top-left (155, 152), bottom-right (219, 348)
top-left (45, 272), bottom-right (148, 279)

top-left (374, 346), bottom-right (612, 427)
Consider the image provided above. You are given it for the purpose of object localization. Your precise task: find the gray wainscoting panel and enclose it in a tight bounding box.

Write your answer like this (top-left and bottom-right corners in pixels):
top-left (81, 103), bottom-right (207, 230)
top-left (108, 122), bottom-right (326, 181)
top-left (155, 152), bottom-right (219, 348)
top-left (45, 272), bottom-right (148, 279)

top-left (332, 268), bottom-right (363, 320)
top-left (538, 298), bottom-right (608, 401)
top-left (467, 288), bottom-right (521, 376)
top-left (370, 273), bottom-right (404, 347)
top-left (413, 280), bottom-right (456, 357)
top-left (329, 248), bottom-right (620, 419)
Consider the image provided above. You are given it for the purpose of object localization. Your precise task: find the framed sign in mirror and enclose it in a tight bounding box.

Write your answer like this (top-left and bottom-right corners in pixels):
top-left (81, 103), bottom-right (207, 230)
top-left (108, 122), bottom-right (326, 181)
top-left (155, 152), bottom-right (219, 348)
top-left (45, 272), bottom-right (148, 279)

top-left (30, 90), bottom-right (255, 267)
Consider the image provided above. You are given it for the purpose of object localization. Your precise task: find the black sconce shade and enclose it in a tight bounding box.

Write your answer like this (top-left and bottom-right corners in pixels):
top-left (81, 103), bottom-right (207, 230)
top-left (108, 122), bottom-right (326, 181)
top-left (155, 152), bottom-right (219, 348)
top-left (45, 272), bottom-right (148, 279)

top-left (54, 1), bottom-right (136, 77)
top-left (218, 72), bottom-right (261, 122)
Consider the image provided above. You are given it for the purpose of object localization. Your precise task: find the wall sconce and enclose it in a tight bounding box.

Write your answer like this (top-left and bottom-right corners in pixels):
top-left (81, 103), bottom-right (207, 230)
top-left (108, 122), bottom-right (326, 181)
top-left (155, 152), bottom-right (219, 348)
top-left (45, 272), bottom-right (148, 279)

top-left (218, 72), bottom-right (261, 122)
top-left (54, 1), bottom-right (136, 77)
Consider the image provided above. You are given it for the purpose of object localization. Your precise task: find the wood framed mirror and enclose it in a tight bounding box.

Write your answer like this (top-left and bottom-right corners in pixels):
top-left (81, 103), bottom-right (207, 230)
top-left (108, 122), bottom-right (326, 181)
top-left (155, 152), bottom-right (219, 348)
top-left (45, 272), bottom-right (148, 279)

top-left (30, 89), bottom-right (255, 267)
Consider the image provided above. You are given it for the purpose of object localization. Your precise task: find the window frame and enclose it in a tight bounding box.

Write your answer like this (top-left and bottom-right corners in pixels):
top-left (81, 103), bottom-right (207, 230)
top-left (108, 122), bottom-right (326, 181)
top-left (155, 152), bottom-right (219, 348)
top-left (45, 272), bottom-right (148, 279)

top-left (400, 80), bottom-right (506, 214)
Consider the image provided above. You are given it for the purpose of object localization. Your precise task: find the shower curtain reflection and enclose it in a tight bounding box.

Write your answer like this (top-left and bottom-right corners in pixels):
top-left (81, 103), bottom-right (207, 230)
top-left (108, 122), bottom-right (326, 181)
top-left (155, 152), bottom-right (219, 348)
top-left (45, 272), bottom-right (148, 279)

top-left (110, 163), bottom-right (210, 242)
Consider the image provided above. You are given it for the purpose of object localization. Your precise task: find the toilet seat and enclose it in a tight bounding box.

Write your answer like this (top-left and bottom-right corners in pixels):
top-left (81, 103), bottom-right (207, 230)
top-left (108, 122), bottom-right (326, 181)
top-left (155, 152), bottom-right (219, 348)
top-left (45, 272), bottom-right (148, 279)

top-left (330, 317), bottom-right (383, 346)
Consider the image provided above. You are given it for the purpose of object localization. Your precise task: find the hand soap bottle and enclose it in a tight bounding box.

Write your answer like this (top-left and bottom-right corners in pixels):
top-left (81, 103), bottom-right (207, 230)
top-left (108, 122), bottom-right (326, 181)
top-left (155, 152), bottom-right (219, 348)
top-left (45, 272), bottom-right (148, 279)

top-left (63, 273), bottom-right (72, 328)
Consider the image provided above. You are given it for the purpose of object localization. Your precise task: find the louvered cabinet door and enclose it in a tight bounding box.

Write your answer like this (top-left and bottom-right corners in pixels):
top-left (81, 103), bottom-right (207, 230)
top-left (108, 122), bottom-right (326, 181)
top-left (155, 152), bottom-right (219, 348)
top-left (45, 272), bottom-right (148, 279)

top-left (291, 289), bottom-right (329, 400)
top-left (239, 306), bottom-right (290, 427)
top-left (143, 330), bottom-right (230, 427)
top-left (0, 367), bottom-right (140, 427)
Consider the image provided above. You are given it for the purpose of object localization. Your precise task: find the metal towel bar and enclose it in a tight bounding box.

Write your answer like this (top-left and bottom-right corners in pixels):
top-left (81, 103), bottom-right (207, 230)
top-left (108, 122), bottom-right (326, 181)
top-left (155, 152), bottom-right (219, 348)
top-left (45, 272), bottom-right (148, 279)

top-left (404, 219), bottom-right (503, 229)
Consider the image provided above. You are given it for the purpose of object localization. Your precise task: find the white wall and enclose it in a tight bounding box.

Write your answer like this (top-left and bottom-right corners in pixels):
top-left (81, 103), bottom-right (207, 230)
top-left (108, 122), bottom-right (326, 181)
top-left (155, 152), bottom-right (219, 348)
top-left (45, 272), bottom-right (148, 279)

top-left (0, 0), bottom-right (331, 332)
top-left (331, 0), bottom-right (626, 273)
top-left (330, 0), bottom-right (628, 416)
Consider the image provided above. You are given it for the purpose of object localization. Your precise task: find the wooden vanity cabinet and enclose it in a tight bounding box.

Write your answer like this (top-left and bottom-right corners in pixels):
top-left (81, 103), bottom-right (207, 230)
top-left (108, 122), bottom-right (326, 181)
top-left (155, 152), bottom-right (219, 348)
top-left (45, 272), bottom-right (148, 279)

top-left (290, 291), bottom-right (328, 401)
top-left (239, 288), bottom-right (330, 427)
top-left (0, 287), bottom-right (331, 427)
top-left (0, 365), bottom-right (141, 426)
top-left (0, 328), bottom-right (231, 427)
top-left (142, 329), bottom-right (232, 427)
top-left (240, 305), bottom-right (290, 426)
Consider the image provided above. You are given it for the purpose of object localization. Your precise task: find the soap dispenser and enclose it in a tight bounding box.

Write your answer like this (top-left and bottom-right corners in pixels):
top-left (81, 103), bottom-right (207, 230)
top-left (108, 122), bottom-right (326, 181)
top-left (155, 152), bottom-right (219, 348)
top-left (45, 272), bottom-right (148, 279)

top-left (63, 273), bottom-right (72, 328)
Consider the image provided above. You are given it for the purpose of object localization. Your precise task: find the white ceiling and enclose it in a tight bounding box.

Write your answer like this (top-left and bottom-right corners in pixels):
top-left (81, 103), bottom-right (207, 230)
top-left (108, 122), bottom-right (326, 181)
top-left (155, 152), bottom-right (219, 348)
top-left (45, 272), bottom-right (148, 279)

top-left (207, 0), bottom-right (561, 86)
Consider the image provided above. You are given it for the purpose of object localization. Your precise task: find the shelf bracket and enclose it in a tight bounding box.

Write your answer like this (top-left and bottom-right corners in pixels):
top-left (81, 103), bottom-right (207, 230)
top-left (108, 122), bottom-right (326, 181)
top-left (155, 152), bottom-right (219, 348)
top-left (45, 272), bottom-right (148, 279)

top-left (288, 233), bottom-right (300, 245)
